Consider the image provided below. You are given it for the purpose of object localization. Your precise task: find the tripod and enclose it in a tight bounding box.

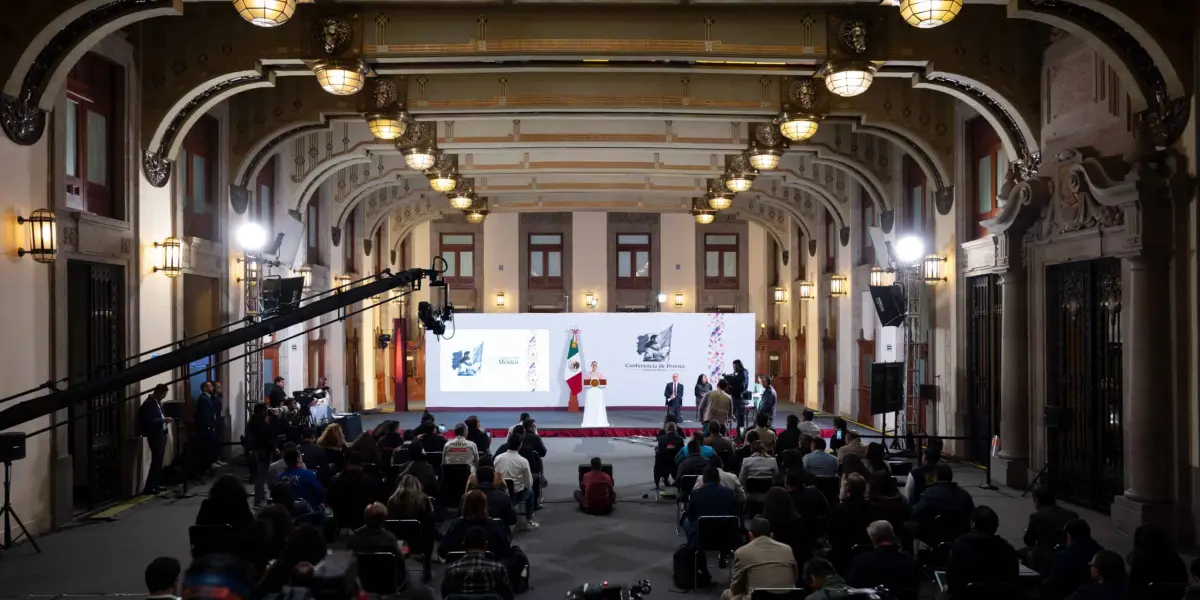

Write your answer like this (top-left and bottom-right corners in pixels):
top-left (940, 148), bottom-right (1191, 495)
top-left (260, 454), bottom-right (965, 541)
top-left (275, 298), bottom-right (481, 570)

top-left (1, 460), bottom-right (40, 553)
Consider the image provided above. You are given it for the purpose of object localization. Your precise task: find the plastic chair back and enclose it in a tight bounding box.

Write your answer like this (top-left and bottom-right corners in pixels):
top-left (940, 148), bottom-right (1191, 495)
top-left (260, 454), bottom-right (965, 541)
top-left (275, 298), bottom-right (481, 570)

top-left (696, 515), bottom-right (742, 553)
top-left (384, 519), bottom-right (427, 555)
top-left (354, 552), bottom-right (401, 594)
top-left (961, 582), bottom-right (1023, 600)
top-left (746, 476), bottom-right (774, 495)
top-left (749, 589), bottom-right (808, 600)
top-left (677, 474), bottom-right (700, 503)
top-left (441, 464), bottom-right (472, 505)
top-left (189, 524), bottom-right (237, 558)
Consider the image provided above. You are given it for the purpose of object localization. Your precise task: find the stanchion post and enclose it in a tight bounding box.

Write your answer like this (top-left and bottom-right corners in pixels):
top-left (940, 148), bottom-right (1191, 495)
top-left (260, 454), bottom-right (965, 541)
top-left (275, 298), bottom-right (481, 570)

top-left (979, 435), bottom-right (999, 490)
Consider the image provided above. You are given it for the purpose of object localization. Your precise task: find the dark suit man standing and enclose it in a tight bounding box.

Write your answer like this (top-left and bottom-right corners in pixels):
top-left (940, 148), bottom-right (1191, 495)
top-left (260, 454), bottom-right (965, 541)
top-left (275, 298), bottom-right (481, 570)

top-left (664, 374), bottom-right (685, 423)
top-left (195, 381), bottom-right (219, 470)
top-left (267, 376), bottom-right (288, 408)
top-left (138, 383), bottom-right (172, 494)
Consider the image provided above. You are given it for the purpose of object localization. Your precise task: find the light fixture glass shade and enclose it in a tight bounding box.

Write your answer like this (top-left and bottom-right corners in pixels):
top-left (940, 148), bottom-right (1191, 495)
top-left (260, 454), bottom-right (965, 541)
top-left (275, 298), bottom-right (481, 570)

top-left (779, 114), bottom-right (820, 141)
top-left (585, 292), bottom-right (597, 308)
top-left (155, 238), bottom-right (183, 278)
top-left (365, 113), bottom-right (407, 141)
top-left (899, 0), bottom-right (963, 28)
top-left (749, 151), bottom-right (782, 171)
top-left (707, 194), bottom-right (733, 211)
top-left (495, 292), bottom-right (506, 307)
top-left (313, 61), bottom-right (368, 96)
top-left (922, 254), bottom-right (947, 284)
top-left (465, 210), bottom-right (487, 224)
top-left (822, 62), bottom-right (877, 98)
top-left (869, 266), bottom-right (895, 287)
top-left (724, 175), bottom-right (754, 193)
top-left (403, 147), bottom-right (438, 171)
top-left (674, 292), bottom-right (684, 307)
top-left (296, 266), bottom-right (312, 290)
top-left (449, 193), bottom-right (474, 211)
top-left (773, 287), bottom-right (788, 304)
top-left (17, 209), bottom-right (57, 263)
top-left (695, 212), bottom-right (716, 225)
top-left (429, 175), bottom-right (458, 193)
top-left (656, 292), bottom-right (668, 304)
top-left (232, 0), bottom-right (297, 27)
top-left (798, 280), bottom-right (815, 300)
top-left (829, 274), bottom-right (849, 297)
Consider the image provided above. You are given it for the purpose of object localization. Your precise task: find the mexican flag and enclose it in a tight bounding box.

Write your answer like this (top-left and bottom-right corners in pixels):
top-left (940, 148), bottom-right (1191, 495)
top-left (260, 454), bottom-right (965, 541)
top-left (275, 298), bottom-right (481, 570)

top-left (565, 330), bottom-right (583, 396)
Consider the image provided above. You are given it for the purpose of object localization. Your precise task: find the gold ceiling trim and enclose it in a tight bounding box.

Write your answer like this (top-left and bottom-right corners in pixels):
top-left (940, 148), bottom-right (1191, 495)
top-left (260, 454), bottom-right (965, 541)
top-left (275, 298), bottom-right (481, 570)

top-left (420, 95), bottom-right (770, 110)
top-left (365, 39), bottom-right (823, 58)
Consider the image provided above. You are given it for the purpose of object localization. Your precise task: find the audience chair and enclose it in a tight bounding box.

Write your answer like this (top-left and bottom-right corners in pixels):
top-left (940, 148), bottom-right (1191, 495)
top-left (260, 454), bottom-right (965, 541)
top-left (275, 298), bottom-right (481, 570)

top-left (354, 552), bottom-right (405, 594)
top-left (188, 524), bottom-right (236, 558)
top-left (749, 589), bottom-right (808, 600)
top-left (445, 595), bottom-right (504, 600)
top-left (440, 464), bottom-right (472, 507)
top-left (427, 451), bottom-right (443, 476)
top-left (695, 515), bottom-right (742, 588)
top-left (1145, 582), bottom-right (1188, 600)
top-left (504, 477), bottom-right (516, 504)
top-left (812, 476), bottom-right (839, 507)
top-left (961, 582), bottom-right (1025, 600)
top-left (384, 519), bottom-right (432, 579)
top-left (445, 550), bottom-right (496, 564)
top-left (362, 462), bottom-right (382, 479)
top-left (675, 474), bottom-right (701, 532)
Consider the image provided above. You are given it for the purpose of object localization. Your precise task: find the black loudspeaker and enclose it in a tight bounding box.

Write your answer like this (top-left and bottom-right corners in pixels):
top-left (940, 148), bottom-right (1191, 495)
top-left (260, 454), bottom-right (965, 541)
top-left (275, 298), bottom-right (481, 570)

top-left (577, 463), bottom-right (614, 487)
top-left (162, 400), bottom-right (188, 420)
top-left (334, 412), bottom-right (363, 441)
top-left (0, 432), bottom-right (26, 463)
top-left (870, 362), bottom-right (905, 415)
top-left (1044, 406), bottom-right (1064, 429)
top-left (919, 384), bottom-right (938, 401)
top-left (869, 284), bottom-right (907, 327)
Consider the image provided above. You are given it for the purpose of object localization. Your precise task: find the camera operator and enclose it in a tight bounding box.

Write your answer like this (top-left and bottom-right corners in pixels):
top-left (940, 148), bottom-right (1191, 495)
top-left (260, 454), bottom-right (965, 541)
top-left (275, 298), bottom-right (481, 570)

top-left (268, 376), bottom-right (288, 409)
top-left (728, 360), bottom-right (750, 431)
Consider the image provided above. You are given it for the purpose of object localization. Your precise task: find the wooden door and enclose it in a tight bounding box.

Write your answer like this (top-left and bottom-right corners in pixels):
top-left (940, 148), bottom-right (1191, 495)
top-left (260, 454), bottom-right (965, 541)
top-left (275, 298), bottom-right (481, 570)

top-left (821, 333), bottom-right (836, 414)
top-left (856, 337), bottom-right (875, 424)
top-left (795, 329), bottom-right (806, 405)
top-left (308, 339), bottom-right (326, 388)
top-left (393, 318), bottom-right (407, 412)
top-left (968, 275), bottom-right (1002, 463)
top-left (346, 326), bottom-right (362, 412)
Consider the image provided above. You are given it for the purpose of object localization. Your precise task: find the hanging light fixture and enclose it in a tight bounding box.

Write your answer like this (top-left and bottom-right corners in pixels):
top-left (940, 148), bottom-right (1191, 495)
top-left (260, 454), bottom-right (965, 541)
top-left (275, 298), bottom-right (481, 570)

top-left (821, 61), bottom-right (877, 98)
top-left (746, 123), bottom-right (786, 171)
top-left (829, 274), bottom-right (849, 297)
top-left (428, 173), bottom-right (458, 193)
top-left (464, 198), bottom-right (489, 224)
top-left (312, 60), bottom-right (369, 96)
top-left (776, 78), bottom-right (822, 142)
top-left (722, 154), bottom-right (757, 193)
top-left (402, 146), bottom-right (438, 171)
top-left (797, 280), bottom-right (815, 300)
top-left (899, 0), bottom-right (963, 29)
top-left (922, 254), bottom-right (947, 284)
top-left (365, 113), bottom-right (407, 141)
top-left (773, 287), bottom-right (788, 304)
top-left (747, 146), bottom-right (783, 171)
top-left (778, 111), bottom-right (820, 142)
top-left (154, 238), bottom-right (183, 278)
top-left (17, 209), bottom-right (57, 263)
top-left (869, 266), bottom-right (895, 287)
top-left (723, 173), bottom-right (755, 193)
top-left (232, 0), bottom-right (297, 27)
top-left (695, 212), bottom-right (715, 225)
top-left (707, 193), bottom-right (733, 211)
top-left (362, 78), bottom-right (409, 141)
top-left (449, 191), bottom-right (475, 211)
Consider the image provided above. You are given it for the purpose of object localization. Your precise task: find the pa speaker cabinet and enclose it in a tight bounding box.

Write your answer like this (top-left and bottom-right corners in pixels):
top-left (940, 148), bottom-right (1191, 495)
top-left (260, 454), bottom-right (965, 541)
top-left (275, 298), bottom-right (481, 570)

top-left (869, 362), bottom-right (905, 415)
top-left (0, 432), bottom-right (27, 463)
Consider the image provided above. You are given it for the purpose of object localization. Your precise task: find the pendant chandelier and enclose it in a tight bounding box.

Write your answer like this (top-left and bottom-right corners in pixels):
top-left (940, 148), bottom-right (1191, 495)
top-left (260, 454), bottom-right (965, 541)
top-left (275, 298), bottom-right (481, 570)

top-left (707, 193), bottom-right (733, 211)
top-left (402, 146), bottom-right (438, 171)
top-left (450, 192), bottom-right (475, 211)
top-left (899, 0), bottom-right (963, 29)
top-left (723, 172), bottom-right (755, 193)
top-left (821, 61), bottom-right (877, 98)
top-left (365, 112), bottom-right (408, 141)
top-left (232, 0), bottom-right (297, 28)
top-left (747, 147), bottom-right (782, 171)
top-left (429, 174), bottom-right (458, 193)
top-left (312, 60), bottom-right (369, 96)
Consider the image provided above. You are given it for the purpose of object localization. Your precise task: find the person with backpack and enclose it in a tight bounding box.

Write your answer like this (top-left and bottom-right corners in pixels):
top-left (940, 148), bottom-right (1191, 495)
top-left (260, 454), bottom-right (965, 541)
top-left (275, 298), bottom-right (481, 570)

top-left (802, 558), bottom-right (851, 600)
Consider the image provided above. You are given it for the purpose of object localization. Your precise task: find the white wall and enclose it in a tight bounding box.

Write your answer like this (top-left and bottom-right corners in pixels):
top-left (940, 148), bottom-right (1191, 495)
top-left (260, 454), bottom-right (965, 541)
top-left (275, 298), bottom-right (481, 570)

top-left (571, 212), bottom-right (607, 312)
top-left (748, 223), bottom-right (767, 328)
top-left (660, 213), bottom-right (696, 312)
top-left (483, 213), bottom-right (519, 313)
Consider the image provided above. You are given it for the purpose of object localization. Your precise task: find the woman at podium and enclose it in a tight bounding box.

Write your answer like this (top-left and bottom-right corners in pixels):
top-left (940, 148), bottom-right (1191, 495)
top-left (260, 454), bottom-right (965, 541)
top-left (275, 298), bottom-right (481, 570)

top-left (581, 361), bottom-right (610, 428)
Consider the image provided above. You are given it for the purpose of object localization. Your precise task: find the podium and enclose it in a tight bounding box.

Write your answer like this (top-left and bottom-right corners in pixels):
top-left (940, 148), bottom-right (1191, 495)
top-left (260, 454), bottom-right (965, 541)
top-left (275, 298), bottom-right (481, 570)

top-left (569, 378), bottom-right (606, 412)
top-left (580, 379), bottom-right (610, 428)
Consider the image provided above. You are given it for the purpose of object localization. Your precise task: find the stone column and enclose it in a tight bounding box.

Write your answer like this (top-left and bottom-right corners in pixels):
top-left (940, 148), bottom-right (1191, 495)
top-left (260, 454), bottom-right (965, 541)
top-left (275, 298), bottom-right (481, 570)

top-left (1111, 255), bottom-right (1173, 533)
top-left (992, 270), bottom-right (1029, 487)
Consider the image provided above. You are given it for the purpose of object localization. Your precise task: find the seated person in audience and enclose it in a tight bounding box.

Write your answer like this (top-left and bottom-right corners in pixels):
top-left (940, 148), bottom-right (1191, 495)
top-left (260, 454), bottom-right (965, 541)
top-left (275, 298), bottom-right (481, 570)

top-left (693, 455), bottom-right (747, 504)
top-left (722, 517), bottom-right (798, 600)
top-left (347, 502), bottom-right (405, 571)
top-left (676, 431), bottom-right (716, 465)
top-left (848, 520), bottom-right (920, 595)
top-left (864, 443), bottom-right (891, 476)
top-left (494, 433), bottom-right (538, 530)
top-left (739, 433), bottom-right (779, 504)
top-left (656, 422), bottom-right (685, 487)
top-left (468, 454), bottom-right (506, 488)
top-left (386, 474), bottom-right (438, 573)
top-left (677, 438), bottom-right (712, 481)
top-left (705, 421), bottom-right (736, 456)
top-left (682, 467), bottom-right (740, 549)
top-left (776, 414), bottom-right (804, 454)
top-left (396, 442), bottom-right (440, 499)
top-left (803, 436), bottom-right (839, 479)
top-left (415, 422), bottom-right (447, 456)
top-left (465, 415), bottom-right (491, 456)
top-left (1044, 518), bottom-right (1105, 599)
top-left (752, 412), bottom-right (777, 455)
top-left (257, 524), bottom-right (328, 596)
top-left (866, 472), bottom-right (910, 535)
top-left (441, 490), bottom-right (512, 560)
top-left (268, 481), bottom-right (312, 520)
top-left (375, 421), bottom-right (405, 457)
top-left (440, 526), bottom-right (514, 600)
top-left (904, 447), bottom-right (942, 505)
top-left (255, 503), bottom-right (293, 563)
top-left (840, 454), bottom-right (872, 499)
top-left (472, 466), bottom-right (518, 527)
top-left (826, 473), bottom-right (872, 574)
top-left (276, 448), bottom-right (325, 519)
top-left (327, 450), bottom-right (381, 531)
top-left (298, 428), bottom-right (329, 471)
top-left (575, 456), bottom-right (616, 515)
top-left (1127, 523), bottom-right (1189, 598)
top-left (761, 487), bottom-right (810, 566)
top-left (913, 464), bottom-right (975, 540)
top-left (1185, 557), bottom-right (1200, 600)
top-left (945, 506), bottom-right (1019, 596)
top-left (803, 558), bottom-right (851, 600)
top-left (798, 409), bottom-right (822, 440)
top-left (495, 426), bottom-right (543, 499)
top-left (784, 470), bottom-right (830, 524)
top-left (349, 431), bottom-right (382, 465)
top-left (836, 431), bottom-right (867, 463)
top-left (1020, 487), bottom-right (1079, 574)
top-left (269, 442), bottom-right (298, 481)
top-left (145, 557), bottom-right (182, 600)
top-left (1069, 550), bottom-right (1128, 600)
top-left (443, 422), bottom-right (480, 470)
top-left (195, 473), bottom-right (255, 530)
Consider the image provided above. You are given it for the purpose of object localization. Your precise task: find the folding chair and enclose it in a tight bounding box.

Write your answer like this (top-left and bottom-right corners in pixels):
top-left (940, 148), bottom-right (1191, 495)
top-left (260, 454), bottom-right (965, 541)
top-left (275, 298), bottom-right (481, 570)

top-left (427, 451), bottom-right (443, 477)
top-left (744, 476), bottom-right (774, 516)
top-left (961, 582), bottom-right (1024, 600)
top-left (1145, 582), bottom-right (1188, 600)
top-left (384, 519), bottom-right (431, 580)
top-left (749, 589), bottom-right (808, 600)
top-left (440, 463), bottom-right (472, 508)
top-left (695, 515), bottom-right (742, 589)
top-left (189, 524), bottom-right (236, 558)
top-left (675, 474), bottom-right (700, 533)
top-left (446, 595), bottom-right (504, 600)
top-left (354, 552), bottom-right (405, 594)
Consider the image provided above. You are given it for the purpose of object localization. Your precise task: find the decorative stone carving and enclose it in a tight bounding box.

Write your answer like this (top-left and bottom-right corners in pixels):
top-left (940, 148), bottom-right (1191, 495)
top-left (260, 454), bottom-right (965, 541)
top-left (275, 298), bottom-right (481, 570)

top-left (390, 249), bottom-right (397, 266)
top-left (315, 17), bottom-right (353, 56)
top-left (331, 226), bottom-right (342, 247)
top-left (838, 20), bottom-right (869, 55)
top-left (808, 239), bottom-right (818, 257)
top-left (230, 186), bottom-right (250, 215)
top-left (788, 79), bottom-right (818, 110)
top-left (1142, 94), bottom-right (1190, 151)
top-left (143, 151), bottom-right (172, 188)
top-left (363, 238), bottom-right (372, 256)
top-left (934, 187), bottom-right (953, 216)
top-left (1022, 150), bottom-right (1136, 250)
top-left (755, 122), bottom-right (782, 147)
top-left (781, 250), bottom-right (789, 266)
top-left (726, 153), bottom-right (753, 174)
top-left (62, 226), bottom-right (79, 251)
top-left (0, 93), bottom-right (46, 146)
top-left (398, 121), bottom-right (434, 147)
top-left (879, 209), bottom-right (894, 233)
top-left (370, 79), bottom-right (399, 110)
top-left (838, 226), bottom-right (850, 248)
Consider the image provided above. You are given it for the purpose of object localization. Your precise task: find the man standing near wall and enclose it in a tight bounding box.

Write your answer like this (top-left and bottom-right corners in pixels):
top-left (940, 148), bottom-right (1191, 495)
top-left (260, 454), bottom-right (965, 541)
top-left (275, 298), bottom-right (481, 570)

top-left (137, 384), bottom-right (172, 495)
top-left (664, 373), bottom-right (685, 423)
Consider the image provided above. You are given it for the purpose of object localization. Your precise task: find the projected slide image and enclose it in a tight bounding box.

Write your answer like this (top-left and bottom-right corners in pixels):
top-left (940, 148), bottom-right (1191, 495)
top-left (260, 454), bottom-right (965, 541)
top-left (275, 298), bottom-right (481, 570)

top-left (440, 329), bottom-right (551, 392)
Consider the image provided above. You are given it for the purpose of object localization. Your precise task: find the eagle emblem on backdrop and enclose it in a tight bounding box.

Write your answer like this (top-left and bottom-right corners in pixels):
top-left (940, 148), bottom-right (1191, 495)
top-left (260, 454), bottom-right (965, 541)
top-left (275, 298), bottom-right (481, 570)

top-left (637, 326), bottom-right (673, 362)
top-left (452, 343), bottom-right (484, 376)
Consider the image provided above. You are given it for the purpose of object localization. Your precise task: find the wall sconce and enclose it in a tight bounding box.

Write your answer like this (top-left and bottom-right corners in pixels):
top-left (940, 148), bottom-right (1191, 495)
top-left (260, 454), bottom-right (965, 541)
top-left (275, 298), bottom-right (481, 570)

top-left (797, 280), bottom-right (815, 300)
top-left (17, 209), bottom-right (57, 263)
top-left (869, 266), bottom-right (895, 287)
top-left (335, 273), bottom-right (354, 290)
top-left (923, 255), bottom-right (947, 284)
top-left (656, 292), bottom-right (667, 304)
top-left (674, 292), bottom-right (684, 308)
top-left (782, 322), bottom-right (789, 337)
top-left (296, 266), bottom-right (312, 291)
top-left (495, 292), bottom-right (506, 308)
top-left (585, 292), bottom-right (598, 309)
top-left (829, 274), bottom-right (849, 297)
top-left (772, 287), bottom-right (788, 304)
top-left (154, 237), bottom-right (182, 278)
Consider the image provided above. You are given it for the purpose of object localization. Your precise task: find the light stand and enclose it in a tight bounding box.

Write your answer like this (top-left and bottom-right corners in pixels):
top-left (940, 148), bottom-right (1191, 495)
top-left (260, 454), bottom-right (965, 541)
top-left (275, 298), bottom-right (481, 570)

top-left (1, 460), bottom-right (40, 553)
top-left (241, 252), bottom-right (265, 426)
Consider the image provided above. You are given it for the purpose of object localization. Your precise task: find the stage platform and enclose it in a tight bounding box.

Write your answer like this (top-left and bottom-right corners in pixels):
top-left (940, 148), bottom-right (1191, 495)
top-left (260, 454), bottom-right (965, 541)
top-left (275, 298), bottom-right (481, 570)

top-left (359, 403), bottom-right (843, 439)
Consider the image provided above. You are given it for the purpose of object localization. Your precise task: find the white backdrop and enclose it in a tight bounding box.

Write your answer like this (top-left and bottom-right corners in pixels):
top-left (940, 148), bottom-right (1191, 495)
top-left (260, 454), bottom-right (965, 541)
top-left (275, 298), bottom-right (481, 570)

top-left (426, 312), bottom-right (756, 409)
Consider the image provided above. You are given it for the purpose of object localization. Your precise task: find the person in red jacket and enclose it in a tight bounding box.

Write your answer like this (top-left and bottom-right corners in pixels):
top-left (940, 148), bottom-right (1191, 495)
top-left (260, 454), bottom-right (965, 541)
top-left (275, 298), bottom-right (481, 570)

top-left (574, 457), bottom-right (615, 515)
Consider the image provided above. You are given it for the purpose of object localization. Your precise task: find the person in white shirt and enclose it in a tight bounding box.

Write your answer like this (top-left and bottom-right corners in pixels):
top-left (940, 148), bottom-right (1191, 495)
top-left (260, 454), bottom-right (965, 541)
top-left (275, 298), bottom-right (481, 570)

top-left (798, 408), bottom-right (822, 441)
top-left (692, 455), bottom-right (747, 504)
top-left (494, 433), bottom-right (538, 530)
top-left (443, 422), bottom-right (479, 469)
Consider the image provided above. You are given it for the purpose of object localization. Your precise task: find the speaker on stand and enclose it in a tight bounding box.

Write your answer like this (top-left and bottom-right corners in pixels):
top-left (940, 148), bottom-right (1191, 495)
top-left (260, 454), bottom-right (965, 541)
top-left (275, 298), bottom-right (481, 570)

top-left (0, 432), bottom-right (39, 553)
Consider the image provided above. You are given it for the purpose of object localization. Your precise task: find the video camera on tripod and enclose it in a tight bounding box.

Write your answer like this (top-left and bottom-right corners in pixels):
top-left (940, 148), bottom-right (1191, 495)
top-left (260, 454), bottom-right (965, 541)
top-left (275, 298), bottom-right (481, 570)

top-left (567, 579), bottom-right (652, 600)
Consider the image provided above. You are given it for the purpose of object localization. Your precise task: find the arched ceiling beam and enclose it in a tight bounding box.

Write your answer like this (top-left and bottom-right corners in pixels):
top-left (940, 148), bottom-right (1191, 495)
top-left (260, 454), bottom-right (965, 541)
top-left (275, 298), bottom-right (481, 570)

top-left (736, 191), bottom-right (815, 242)
top-left (791, 144), bottom-right (890, 214)
top-left (776, 179), bottom-right (846, 232)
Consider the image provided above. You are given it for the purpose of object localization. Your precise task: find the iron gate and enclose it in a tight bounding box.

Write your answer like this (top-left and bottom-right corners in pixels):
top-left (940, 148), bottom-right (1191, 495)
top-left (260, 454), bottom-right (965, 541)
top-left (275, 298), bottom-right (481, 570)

top-left (69, 261), bottom-right (125, 508)
top-left (967, 275), bottom-right (1002, 464)
top-left (1046, 259), bottom-right (1124, 511)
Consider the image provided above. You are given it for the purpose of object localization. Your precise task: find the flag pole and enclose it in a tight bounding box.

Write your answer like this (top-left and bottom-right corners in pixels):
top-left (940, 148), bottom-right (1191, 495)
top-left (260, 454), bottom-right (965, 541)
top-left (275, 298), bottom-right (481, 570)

top-left (567, 327), bottom-right (581, 413)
